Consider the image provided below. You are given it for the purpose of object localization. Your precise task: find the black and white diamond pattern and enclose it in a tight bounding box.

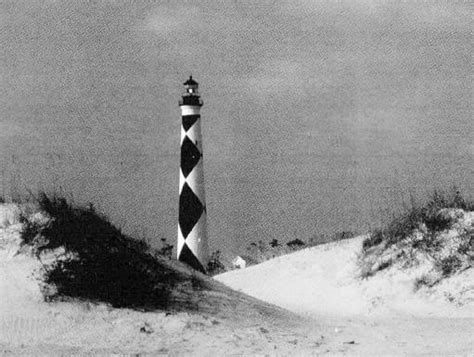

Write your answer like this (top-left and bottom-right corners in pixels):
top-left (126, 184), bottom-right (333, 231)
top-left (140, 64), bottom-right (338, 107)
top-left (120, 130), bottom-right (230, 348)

top-left (177, 111), bottom-right (208, 273)
top-left (180, 137), bottom-right (201, 178)
top-left (179, 182), bottom-right (204, 238)
top-left (182, 114), bottom-right (200, 131)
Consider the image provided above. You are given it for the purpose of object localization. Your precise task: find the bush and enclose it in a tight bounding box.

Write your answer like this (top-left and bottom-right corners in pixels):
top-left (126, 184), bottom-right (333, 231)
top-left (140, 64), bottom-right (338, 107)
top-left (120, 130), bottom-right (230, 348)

top-left (457, 233), bottom-right (474, 259)
top-left (19, 213), bottom-right (43, 247)
top-left (157, 238), bottom-right (173, 259)
top-left (362, 230), bottom-right (384, 250)
top-left (414, 275), bottom-right (437, 290)
top-left (269, 239), bottom-right (281, 248)
top-left (243, 231), bottom-right (358, 265)
top-left (207, 250), bottom-right (226, 276)
top-left (423, 212), bottom-right (452, 233)
top-left (362, 188), bottom-right (473, 251)
top-left (20, 193), bottom-right (190, 310)
top-left (359, 187), bottom-right (473, 282)
top-left (287, 239), bottom-right (306, 250)
top-left (436, 256), bottom-right (462, 277)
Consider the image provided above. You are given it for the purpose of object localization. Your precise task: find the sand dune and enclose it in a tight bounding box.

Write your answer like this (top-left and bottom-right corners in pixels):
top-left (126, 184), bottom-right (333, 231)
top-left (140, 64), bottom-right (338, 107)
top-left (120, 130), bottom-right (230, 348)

top-left (1, 203), bottom-right (473, 355)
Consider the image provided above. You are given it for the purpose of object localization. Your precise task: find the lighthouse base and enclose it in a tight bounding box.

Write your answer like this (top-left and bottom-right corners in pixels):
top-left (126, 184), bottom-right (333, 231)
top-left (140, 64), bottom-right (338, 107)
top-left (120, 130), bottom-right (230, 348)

top-left (178, 243), bottom-right (206, 273)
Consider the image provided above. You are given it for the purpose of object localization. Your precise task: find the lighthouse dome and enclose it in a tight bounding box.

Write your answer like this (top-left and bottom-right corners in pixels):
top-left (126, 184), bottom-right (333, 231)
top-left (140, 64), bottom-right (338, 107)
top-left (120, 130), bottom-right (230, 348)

top-left (183, 76), bottom-right (198, 86)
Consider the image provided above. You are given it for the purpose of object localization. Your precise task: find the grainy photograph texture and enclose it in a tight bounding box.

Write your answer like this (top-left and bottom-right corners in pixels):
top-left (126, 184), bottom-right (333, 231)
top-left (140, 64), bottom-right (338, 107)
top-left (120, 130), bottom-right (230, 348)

top-left (0, 1), bottom-right (473, 355)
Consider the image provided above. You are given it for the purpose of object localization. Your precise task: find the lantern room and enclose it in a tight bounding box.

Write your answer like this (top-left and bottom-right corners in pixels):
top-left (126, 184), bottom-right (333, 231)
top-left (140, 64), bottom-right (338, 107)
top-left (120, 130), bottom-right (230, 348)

top-left (180, 76), bottom-right (203, 107)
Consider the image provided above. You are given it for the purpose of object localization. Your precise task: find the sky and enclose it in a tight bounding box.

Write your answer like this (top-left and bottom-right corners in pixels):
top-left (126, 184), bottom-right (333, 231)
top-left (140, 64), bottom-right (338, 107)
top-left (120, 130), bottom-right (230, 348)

top-left (1, 0), bottom-right (472, 254)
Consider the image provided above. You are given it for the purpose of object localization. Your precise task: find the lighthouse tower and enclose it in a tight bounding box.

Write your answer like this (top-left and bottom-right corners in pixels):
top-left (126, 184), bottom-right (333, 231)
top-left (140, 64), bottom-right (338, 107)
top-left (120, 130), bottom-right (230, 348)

top-left (177, 76), bottom-right (209, 273)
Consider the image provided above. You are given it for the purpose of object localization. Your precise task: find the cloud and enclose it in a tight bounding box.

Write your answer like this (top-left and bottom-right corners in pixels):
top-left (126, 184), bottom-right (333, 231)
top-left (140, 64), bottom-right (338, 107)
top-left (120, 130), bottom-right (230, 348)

top-left (144, 5), bottom-right (203, 36)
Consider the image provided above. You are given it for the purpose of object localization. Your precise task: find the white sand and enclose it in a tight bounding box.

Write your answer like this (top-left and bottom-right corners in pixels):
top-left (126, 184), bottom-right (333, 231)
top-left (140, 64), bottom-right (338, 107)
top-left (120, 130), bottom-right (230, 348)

top-left (217, 235), bottom-right (474, 318)
top-left (1, 204), bottom-right (473, 355)
top-left (216, 222), bottom-right (474, 355)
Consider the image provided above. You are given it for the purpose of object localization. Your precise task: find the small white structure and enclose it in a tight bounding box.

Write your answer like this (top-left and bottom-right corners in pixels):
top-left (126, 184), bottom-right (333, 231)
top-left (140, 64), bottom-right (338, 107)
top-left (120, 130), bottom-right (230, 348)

top-left (232, 256), bottom-right (247, 269)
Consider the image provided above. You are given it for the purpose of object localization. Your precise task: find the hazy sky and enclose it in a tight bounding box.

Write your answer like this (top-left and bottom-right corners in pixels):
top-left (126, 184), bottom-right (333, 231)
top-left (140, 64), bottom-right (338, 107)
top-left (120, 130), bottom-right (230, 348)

top-left (1, 1), bottom-right (472, 254)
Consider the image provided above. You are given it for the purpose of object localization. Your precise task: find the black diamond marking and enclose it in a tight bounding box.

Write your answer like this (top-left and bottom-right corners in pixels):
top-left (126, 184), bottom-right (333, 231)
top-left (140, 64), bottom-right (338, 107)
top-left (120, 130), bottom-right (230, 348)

top-left (181, 136), bottom-right (201, 177)
top-left (178, 243), bottom-right (206, 273)
top-left (181, 137), bottom-right (201, 177)
top-left (179, 183), bottom-right (204, 238)
top-left (182, 115), bottom-right (200, 131)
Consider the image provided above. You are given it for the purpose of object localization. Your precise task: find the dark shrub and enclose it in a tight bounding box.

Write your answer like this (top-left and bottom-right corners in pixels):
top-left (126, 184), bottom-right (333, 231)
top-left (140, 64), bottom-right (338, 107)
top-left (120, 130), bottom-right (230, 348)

top-left (414, 275), bottom-right (435, 290)
top-left (437, 256), bottom-right (462, 277)
top-left (376, 259), bottom-right (392, 272)
top-left (19, 213), bottom-right (43, 247)
top-left (21, 193), bottom-right (189, 310)
top-left (207, 250), bottom-right (226, 276)
top-left (423, 211), bottom-right (453, 233)
top-left (457, 233), bottom-right (473, 258)
top-left (269, 239), bottom-right (281, 248)
top-left (359, 188), bottom-right (473, 281)
top-left (362, 230), bottom-right (384, 251)
top-left (287, 239), bottom-right (306, 249)
top-left (365, 189), bottom-right (473, 250)
top-left (158, 238), bottom-right (173, 259)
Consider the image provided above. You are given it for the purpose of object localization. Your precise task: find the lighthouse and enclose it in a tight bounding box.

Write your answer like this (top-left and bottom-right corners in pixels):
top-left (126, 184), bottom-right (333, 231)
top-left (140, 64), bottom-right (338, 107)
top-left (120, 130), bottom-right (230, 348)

top-left (177, 76), bottom-right (209, 273)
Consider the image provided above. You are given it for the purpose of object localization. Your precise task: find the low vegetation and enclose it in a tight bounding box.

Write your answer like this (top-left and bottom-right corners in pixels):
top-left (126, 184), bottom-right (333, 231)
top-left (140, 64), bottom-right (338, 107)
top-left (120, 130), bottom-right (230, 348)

top-left (189, 231), bottom-right (357, 275)
top-left (18, 193), bottom-right (206, 310)
top-left (363, 189), bottom-right (472, 251)
top-left (242, 231), bottom-right (357, 266)
top-left (207, 250), bottom-right (226, 275)
top-left (359, 188), bottom-right (473, 285)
